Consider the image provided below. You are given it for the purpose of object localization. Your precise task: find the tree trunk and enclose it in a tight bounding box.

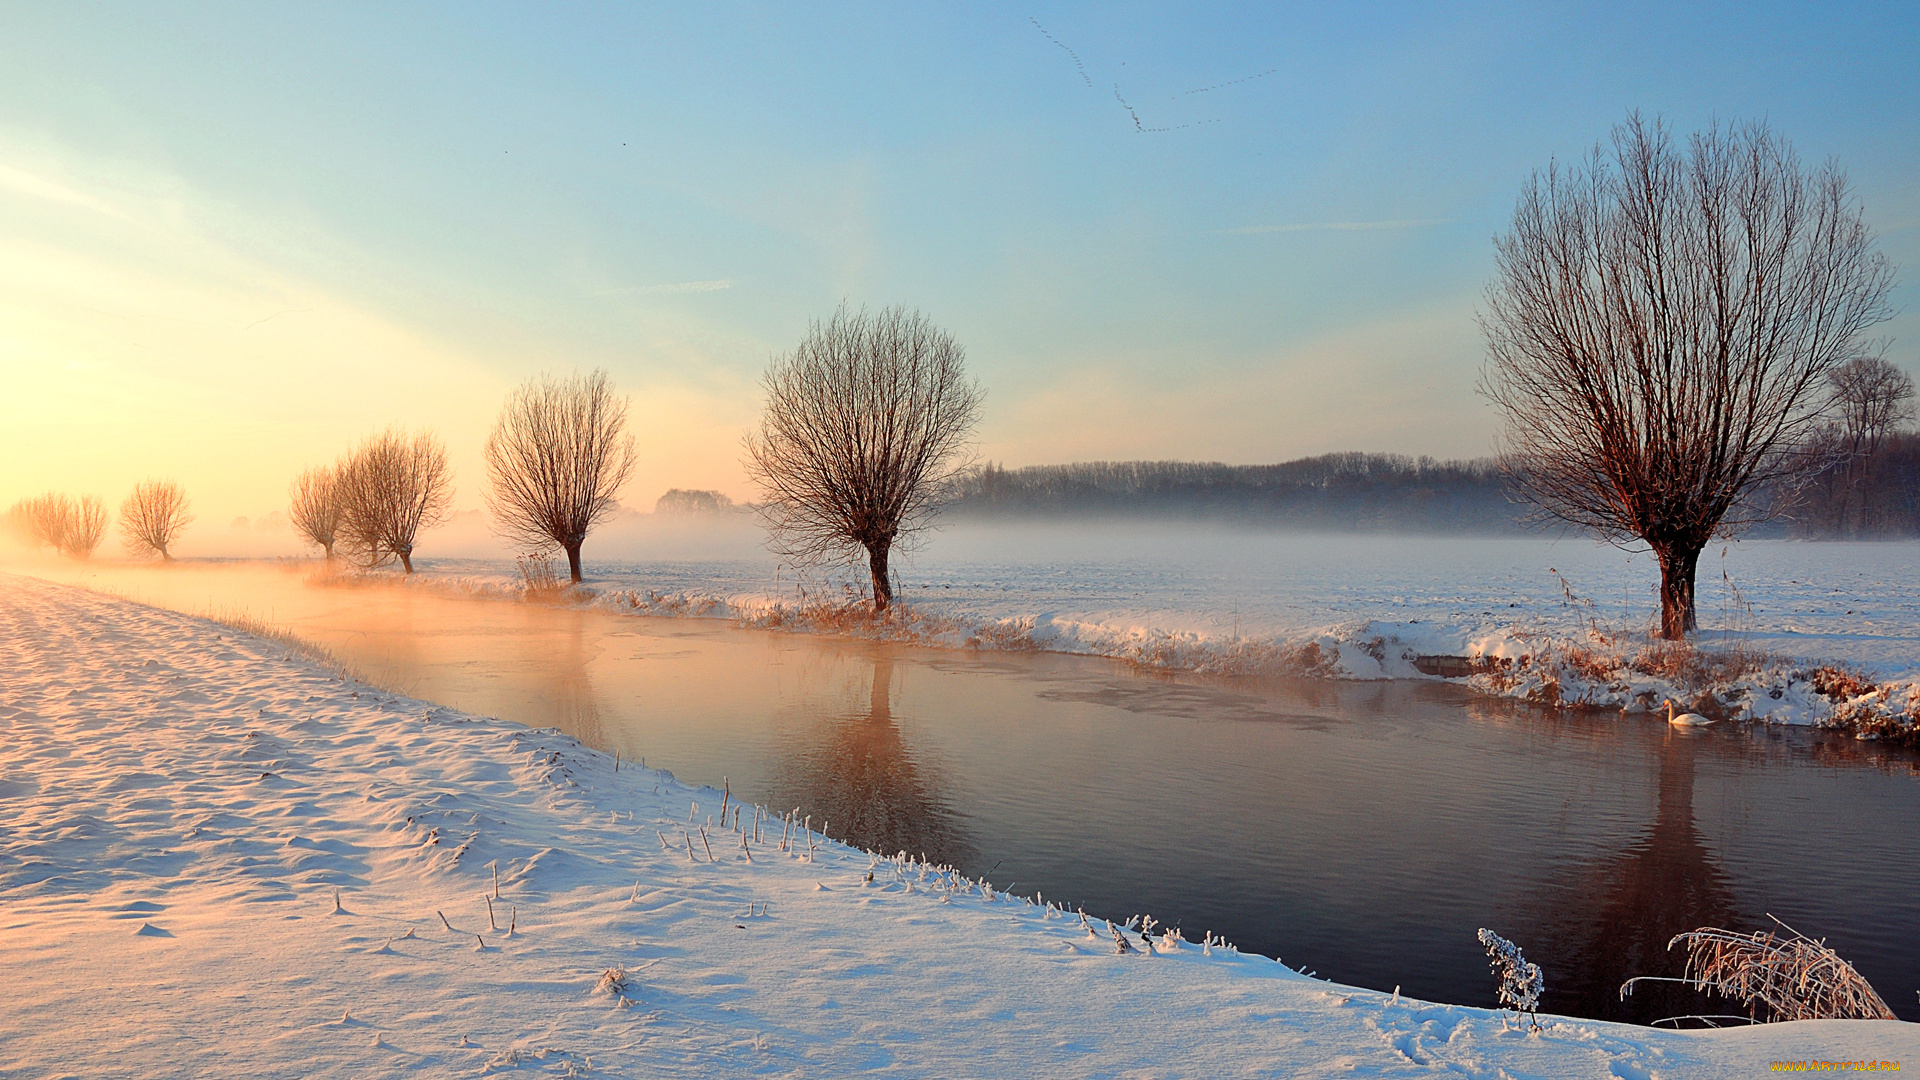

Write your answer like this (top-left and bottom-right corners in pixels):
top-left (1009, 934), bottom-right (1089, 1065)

top-left (399, 550), bottom-right (414, 574)
top-left (1654, 543), bottom-right (1700, 640)
top-left (323, 542), bottom-right (335, 562)
top-left (868, 542), bottom-right (893, 612)
top-left (565, 542), bottom-right (583, 583)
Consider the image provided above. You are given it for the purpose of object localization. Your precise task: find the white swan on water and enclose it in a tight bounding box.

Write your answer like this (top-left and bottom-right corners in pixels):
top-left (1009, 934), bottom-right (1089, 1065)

top-left (1664, 699), bottom-right (1716, 726)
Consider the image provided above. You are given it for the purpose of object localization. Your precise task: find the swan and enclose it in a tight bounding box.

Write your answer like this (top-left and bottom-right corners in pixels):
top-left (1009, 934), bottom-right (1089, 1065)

top-left (1664, 699), bottom-right (1716, 726)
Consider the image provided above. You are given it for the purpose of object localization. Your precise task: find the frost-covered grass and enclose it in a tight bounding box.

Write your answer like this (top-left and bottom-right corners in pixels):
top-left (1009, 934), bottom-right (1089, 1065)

top-left (3, 572), bottom-right (1912, 1077)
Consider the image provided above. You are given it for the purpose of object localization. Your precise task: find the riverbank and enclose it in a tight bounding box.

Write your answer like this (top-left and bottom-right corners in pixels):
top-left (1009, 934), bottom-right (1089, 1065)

top-left (3, 573), bottom-right (1911, 1076)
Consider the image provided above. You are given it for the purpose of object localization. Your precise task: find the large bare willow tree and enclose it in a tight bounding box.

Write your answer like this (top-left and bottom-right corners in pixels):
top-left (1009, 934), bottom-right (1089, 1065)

top-left (1482, 115), bottom-right (1895, 638)
top-left (120, 480), bottom-right (193, 561)
top-left (745, 305), bottom-right (983, 612)
top-left (484, 369), bottom-right (637, 583)
top-left (337, 429), bottom-right (453, 573)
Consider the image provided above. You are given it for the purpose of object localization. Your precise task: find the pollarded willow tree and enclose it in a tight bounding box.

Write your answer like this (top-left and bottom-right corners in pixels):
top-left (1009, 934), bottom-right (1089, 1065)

top-left (288, 465), bottom-right (344, 561)
top-left (67, 495), bottom-right (107, 557)
top-left (120, 480), bottom-right (193, 561)
top-left (483, 369), bottom-right (637, 583)
top-left (336, 429), bottom-right (453, 573)
top-left (1481, 114), bottom-right (1895, 638)
top-left (7, 493), bottom-right (106, 557)
top-left (745, 304), bottom-right (983, 613)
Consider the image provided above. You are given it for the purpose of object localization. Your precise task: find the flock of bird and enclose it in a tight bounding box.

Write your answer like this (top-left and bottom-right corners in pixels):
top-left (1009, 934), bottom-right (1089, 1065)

top-left (1030, 16), bottom-right (1273, 135)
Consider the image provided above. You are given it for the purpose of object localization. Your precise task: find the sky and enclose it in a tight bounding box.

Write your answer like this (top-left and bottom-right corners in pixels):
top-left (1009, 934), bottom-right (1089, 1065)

top-left (1, 2), bottom-right (1917, 535)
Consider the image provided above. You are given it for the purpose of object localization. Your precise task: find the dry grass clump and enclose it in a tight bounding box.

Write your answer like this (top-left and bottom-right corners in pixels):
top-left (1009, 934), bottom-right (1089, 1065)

top-left (517, 552), bottom-right (565, 598)
top-left (1560, 642), bottom-right (1621, 684)
top-left (1623, 918), bottom-right (1894, 1023)
top-left (1807, 663), bottom-right (1877, 702)
top-left (1627, 637), bottom-right (1779, 696)
top-left (592, 965), bottom-right (630, 997)
top-left (1804, 665), bottom-right (1920, 747)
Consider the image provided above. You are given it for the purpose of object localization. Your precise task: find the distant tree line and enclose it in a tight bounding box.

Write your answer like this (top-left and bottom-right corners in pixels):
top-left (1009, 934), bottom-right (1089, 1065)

top-left (1782, 437), bottom-right (1920, 539)
top-left (1779, 358), bottom-right (1918, 538)
top-left (942, 453), bottom-right (1523, 532)
top-left (655, 489), bottom-right (735, 514)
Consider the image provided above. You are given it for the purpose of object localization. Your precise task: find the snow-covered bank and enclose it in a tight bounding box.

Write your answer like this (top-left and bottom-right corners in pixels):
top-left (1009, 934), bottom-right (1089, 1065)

top-left (360, 527), bottom-right (1920, 737)
top-left (3, 574), bottom-right (1913, 1078)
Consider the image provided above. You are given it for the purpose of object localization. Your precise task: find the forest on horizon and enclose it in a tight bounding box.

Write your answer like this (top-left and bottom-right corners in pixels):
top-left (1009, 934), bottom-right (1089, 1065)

top-left (941, 444), bottom-right (1920, 540)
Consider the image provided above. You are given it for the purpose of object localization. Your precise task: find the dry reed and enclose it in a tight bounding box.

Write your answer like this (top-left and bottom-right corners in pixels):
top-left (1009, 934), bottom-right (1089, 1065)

top-left (1621, 917), bottom-right (1894, 1022)
top-left (517, 552), bottom-right (563, 597)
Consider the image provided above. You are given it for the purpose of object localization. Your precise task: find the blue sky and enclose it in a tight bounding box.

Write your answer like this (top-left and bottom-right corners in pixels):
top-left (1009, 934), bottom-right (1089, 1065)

top-left (1, 2), bottom-right (1915, 517)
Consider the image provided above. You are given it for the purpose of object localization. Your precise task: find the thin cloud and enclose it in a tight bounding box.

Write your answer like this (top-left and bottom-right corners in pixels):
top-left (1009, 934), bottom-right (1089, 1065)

top-left (601, 278), bottom-right (737, 295)
top-left (0, 163), bottom-right (131, 219)
top-left (1219, 218), bottom-right (1451, 236)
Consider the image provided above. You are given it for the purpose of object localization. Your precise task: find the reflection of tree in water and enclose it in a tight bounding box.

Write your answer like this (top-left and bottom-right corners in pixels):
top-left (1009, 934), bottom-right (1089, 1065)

top-left (766, 654), bottom-right (975, 870)
top-left (530, 616), bottom-right (606, 748)
top-left (1522, 730), bottom-right (1740, 1024)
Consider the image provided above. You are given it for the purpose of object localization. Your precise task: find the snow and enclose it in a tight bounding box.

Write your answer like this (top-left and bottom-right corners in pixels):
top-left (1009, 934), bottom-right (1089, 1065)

top-left (2, 572), bottom-right (1912, 1077)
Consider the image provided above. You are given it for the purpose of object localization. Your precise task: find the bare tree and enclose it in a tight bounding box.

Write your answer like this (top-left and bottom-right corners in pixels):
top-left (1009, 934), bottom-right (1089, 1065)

top-left (1, 501), bottom-right (29, 547)
top-left (1829, 357), bottom-right (1917, 454)
top-left (745, 304), bottom-right (983, 612)
top-left (288, 465), bottom-right (344, 560)
top-left (336, 429), bottom-right (453, 573)
top-left (1481, 115), bottom-right (1895, 638)
top-left (1821, 357), bottom-right (1916, 534)
top-left (8, 491), bottom-right (115, 558)
top-left (65, 495), bottom-right (106, 558)
top-left (8, 494), bottom-right (69, 552)
top-left (120, 480), bottom-right (193, 560)
top-left (483, 369), bottom-right (636, 583)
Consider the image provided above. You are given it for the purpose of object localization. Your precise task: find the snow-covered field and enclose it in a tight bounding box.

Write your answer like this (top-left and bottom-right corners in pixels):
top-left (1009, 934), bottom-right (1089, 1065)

top-left (391, 521), bottom-right (1920, 727)
top-left (4, 573), bottom-right (1912, 1077)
